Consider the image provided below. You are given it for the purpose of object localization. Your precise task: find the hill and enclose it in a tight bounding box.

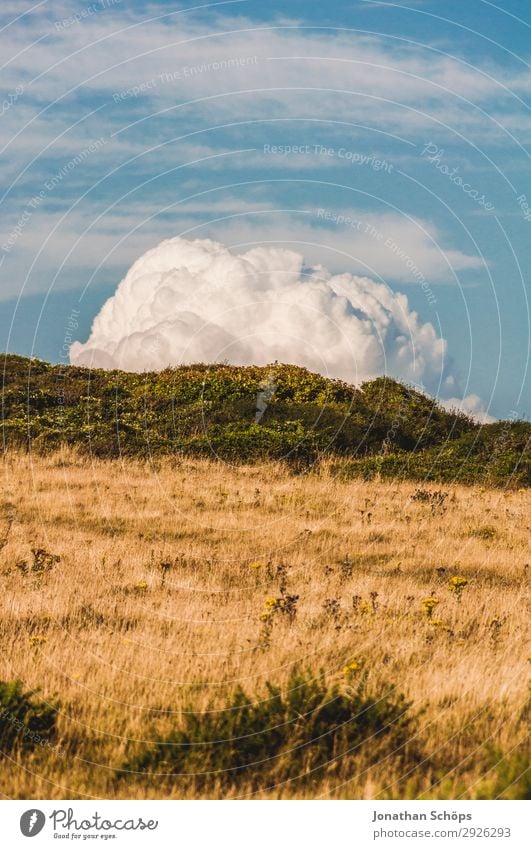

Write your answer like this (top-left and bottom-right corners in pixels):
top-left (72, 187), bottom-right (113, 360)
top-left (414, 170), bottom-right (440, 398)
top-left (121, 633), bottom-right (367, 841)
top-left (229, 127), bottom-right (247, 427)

top-left (1, 354), bottom-right (529, 486)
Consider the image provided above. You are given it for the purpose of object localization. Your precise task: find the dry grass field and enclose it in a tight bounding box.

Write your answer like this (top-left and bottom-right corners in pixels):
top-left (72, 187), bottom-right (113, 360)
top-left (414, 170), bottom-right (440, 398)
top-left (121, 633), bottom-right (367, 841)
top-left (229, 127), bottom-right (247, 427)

top-left (0, 448), bottom-right (529, 799)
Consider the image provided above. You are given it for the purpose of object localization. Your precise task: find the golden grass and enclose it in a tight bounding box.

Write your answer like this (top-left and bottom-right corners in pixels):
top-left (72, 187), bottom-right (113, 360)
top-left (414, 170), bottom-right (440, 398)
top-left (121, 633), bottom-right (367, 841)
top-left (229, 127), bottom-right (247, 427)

top-left (0, 448), bottom-right (529, 799)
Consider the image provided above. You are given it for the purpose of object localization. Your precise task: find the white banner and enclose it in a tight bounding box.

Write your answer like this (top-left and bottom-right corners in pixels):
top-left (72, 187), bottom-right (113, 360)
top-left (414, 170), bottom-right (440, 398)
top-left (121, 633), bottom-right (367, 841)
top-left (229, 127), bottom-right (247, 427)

top-left (1, 800), bottom-right (527, 848)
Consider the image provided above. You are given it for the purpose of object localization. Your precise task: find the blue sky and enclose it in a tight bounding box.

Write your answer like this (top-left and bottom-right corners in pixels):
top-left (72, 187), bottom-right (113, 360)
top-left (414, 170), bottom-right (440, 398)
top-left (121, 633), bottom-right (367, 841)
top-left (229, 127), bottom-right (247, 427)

top-left (1, 0), bottom-right (530, 419)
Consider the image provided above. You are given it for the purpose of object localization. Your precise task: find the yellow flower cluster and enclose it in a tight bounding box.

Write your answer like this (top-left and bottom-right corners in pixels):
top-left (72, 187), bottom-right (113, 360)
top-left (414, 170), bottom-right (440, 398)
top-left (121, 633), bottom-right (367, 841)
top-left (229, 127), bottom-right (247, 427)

top-left (342, 658), bottom-right (364, 677)
top-left (449, 575), bottom-right (468, 593)
top-left (422, 596), bottom-right (439, 618)
top-left (260, 597), bottom-right (279, 621)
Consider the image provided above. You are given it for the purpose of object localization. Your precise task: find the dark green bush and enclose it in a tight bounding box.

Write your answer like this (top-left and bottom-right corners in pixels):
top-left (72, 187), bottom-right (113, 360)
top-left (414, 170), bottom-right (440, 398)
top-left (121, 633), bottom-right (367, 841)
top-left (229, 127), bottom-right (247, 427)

top-left (124, 670), bottom-right (417, 789)
top-left (0, 680), bottom-right (58, 754)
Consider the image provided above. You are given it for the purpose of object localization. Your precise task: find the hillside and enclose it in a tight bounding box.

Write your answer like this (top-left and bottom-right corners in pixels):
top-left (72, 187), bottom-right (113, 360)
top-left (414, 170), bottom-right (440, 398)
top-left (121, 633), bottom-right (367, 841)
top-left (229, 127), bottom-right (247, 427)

top-left (1, 354), bottom-right (529, 486)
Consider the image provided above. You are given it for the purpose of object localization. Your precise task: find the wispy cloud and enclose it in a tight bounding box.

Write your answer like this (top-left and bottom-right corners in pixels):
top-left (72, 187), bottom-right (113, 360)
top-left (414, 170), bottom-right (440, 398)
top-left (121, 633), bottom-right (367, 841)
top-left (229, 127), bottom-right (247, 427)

top-left (0, 2), bottom-right (524, 297)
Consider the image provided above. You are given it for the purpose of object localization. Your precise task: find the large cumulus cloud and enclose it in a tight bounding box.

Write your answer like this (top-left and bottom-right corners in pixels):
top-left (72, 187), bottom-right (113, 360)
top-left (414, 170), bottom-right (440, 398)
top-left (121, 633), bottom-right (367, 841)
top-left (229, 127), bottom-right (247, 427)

top-left (70, 236), bottom-right (482, 412)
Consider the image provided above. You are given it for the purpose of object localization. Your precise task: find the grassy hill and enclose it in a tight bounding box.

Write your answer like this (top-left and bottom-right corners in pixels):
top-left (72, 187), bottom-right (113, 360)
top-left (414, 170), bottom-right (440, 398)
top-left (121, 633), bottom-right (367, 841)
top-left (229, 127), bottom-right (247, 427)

top-left (1, 354), bottom-right (529, 486)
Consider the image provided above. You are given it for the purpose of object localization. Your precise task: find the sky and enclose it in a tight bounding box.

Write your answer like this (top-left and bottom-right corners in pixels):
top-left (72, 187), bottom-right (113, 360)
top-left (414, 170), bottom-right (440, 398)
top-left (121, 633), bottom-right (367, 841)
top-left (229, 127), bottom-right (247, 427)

top-left (1, 0), bottom-right (530, 419)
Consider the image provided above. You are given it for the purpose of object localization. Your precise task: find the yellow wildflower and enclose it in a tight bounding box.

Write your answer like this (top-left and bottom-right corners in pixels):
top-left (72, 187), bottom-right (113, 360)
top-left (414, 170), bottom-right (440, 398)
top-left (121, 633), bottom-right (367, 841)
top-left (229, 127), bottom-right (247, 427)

top-left (422, 597), bottom-right (439, 619)
top-left (343, 658), bottom-right (364, 677)
top-left (449, 575), bottom-right (468, 600)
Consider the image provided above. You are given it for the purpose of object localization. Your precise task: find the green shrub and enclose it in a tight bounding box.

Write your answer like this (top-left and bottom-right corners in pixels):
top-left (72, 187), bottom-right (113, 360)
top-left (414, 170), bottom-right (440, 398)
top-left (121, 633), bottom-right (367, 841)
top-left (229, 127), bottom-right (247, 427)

top-left (475, 745), bottom-right (531, 800)
top-left (124, 670), bottom-right (417, 789)
top-left (0, 680), bottom-right (58, 753)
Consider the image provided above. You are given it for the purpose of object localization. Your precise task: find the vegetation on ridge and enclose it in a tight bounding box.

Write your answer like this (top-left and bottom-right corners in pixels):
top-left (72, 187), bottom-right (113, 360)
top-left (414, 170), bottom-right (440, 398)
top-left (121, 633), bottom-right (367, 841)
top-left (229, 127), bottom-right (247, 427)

top-left (1, 354), bottom-right (529, 486)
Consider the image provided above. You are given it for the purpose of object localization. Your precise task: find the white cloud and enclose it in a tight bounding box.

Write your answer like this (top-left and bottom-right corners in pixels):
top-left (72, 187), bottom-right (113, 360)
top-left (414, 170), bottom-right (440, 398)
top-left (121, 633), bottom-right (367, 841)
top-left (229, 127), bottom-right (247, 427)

top-left (200, 209), bottom-right (483, 282)
top-left (0, 195), bottom-right (482, 302)
top-left (0, 1), bottom-right (525, 290)
top-left (71, 235), bottom-right (467, 405)
top-left (1, 2), bottom-right (530, 171)
top-left (440, 394), bottom-right (495, 424)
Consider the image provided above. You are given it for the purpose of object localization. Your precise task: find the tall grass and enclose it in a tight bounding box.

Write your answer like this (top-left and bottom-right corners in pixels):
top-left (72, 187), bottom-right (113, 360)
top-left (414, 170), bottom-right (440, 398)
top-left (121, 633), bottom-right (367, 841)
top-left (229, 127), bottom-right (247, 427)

top-left (0, 449), bottom-right (528, 799)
